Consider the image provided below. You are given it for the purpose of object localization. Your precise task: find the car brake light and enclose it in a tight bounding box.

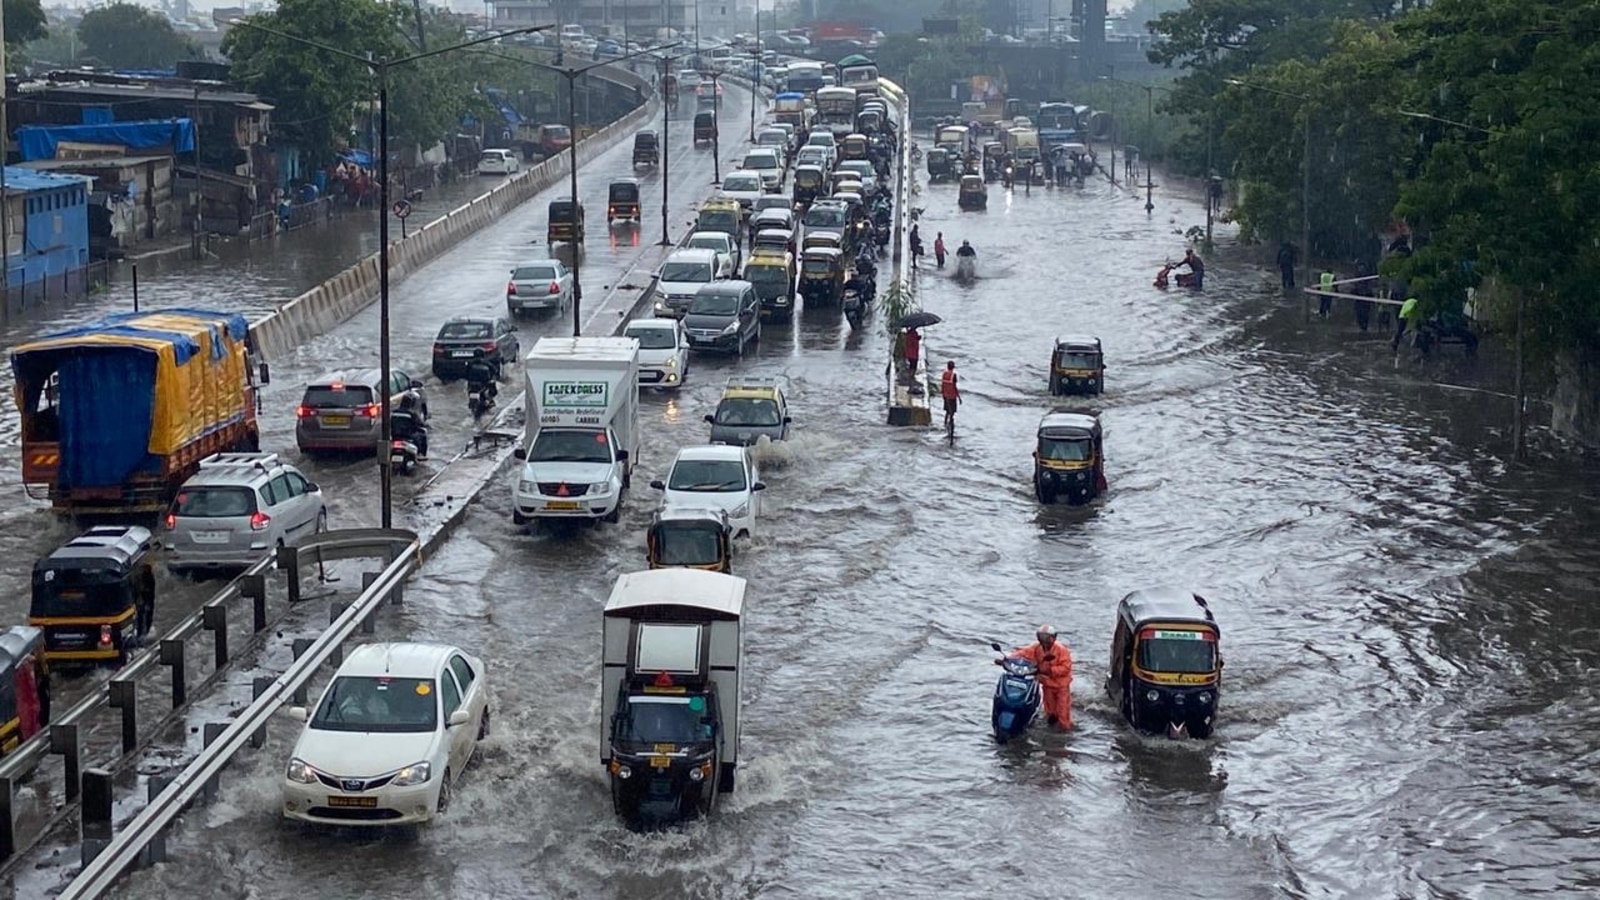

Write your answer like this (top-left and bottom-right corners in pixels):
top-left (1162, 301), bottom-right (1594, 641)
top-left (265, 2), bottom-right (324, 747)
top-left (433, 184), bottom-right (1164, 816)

top-left (358, 403), bottom-right (381, 417)
top-left (482, 342), bottom-right (498, 351)
top-left (296, 405), bottom-right (315, 418)
top-left (433, 345), bottom-right (445, 355)
top-left (249, 511), bottom-right (271, 531)
top-left (507, 281), bottom-right (517, 296)
top-left (164, 512), bottom-right (176, 529)
top-left (549, 281), bottom-right (561, 294)
top-left (98, 625), bottom-right (113, 647)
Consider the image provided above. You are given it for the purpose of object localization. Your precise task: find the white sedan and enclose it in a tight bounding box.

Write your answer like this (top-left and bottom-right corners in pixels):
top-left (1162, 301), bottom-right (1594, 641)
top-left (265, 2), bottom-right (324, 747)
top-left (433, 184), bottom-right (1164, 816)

top-left (651, 445), bottom-right (766, 539)
top-left (282, 642), bottom-right (490, 827)
top-left (686, 230), bottom-right (740, 277)
top-left (717, 171), bottom-right (764, 211)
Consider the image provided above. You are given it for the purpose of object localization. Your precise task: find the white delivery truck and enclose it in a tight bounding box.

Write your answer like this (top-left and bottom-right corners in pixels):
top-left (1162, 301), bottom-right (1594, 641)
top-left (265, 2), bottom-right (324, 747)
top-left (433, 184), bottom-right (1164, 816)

top-left (512, 336), bottom-right (641, 525)
top-left (601, 569), bottom-right (745, 830)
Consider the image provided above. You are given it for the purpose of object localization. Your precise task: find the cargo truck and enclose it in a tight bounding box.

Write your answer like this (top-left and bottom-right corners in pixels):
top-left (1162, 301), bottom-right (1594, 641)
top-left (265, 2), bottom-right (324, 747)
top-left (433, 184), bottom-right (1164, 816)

top-left (512, 336), bottom-right (641, 525)
top-left (602, 569), bottom-right (745, 830)
top-left (10, 308), bottom-right (265, 515)
top-left (815, 86), bottom-right (859, 137)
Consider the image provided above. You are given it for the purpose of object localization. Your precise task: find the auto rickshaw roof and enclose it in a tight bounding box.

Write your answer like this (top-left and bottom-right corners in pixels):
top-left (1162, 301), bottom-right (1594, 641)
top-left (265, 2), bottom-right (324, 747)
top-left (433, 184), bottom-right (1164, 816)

top-left (35, 526), bottom-right (155, 576)
top-left (634, 130), bottom-right (658, 142)
top-left (694, 111), bottom-right (715, 122)
top-left (609, 179), bottom-right (640, 196)
top-left (721, 376), bottom-right (784, 401)
top-left (927, 147), bottom-right (949, 158)
top-left (795, 164), bottom-right (825, 174)
top-left (960, 174), bottom-right (985, 186)
top-left (0, 626), bottom-right (43, 673)
top-left (548, 198), bottom-right (582, 212)
top-left (754, 228), bottom-right (795, 242)
top-left (803, 247), bottom-right (843, 260)
top-left (1054, 335), bottom-right (1103, 351)
top-left (844, 132), bottom-right (868, 141)
top-left (1118, 587), bottom-right (1218, 632)
top-left (654, 505), bottom-right (732, 529)
top-left (1037, 411), bottom-right (1099, 436)
top-left (701, 198), bottom-right (740, 210)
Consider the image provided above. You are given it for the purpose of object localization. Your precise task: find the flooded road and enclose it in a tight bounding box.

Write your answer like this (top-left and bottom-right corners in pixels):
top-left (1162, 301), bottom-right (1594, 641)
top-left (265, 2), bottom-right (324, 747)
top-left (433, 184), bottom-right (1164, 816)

top-left (100, 131), bottom-right (1600, 898)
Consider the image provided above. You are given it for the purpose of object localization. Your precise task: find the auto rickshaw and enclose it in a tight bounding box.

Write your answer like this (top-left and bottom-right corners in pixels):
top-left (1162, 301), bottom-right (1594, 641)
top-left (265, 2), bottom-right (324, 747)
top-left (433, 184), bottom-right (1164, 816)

top-left (792, 165), bottom-right (826, 208)
top-left (1049, 335), bottom-right (1105, 396)
top-left (1106, 588), bottom-right (1222, 739)
top-left (646, 507), bottom-right (733, 573)
top-left (840, 133), bottom-right (870, 162)
top-left (548, 197), bottom-right (586, 244)
top-left (803, 230), bottom-right (843, 253)
top-left (1032, 411), bottom-right (1105, 505)
top-left (0, 626), bottom-right (49, 755)
top-left (29, 526), bottom-right (157, 668)
top-left (856, 110), bottom-right (882, 135)
top-left (632, 130), bottom-right (660, 168)
top-left (608, 178), bottom-right (641, 223)
top-left (982, 141), bottom-right (1006, 181)
top-left (744, 249), bottom-right (797, 320)
top-left (958, 173), bottom-right (988, 210)
top-left (926, 147), bottom-right (953, 183)
top-left (799, 247), bottom-right (846, 306)
top-left (694, 111), bottom-right (717, 146)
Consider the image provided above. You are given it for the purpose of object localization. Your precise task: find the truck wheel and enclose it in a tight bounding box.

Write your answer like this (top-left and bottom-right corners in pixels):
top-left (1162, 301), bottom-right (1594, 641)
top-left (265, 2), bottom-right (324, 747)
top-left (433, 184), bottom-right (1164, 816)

top-left (718, 762), bottom-right (736, 794)
top-left (513, 510), bottom-right (529, 526)
top-left (1048, 373), bottom-right (1061, 396)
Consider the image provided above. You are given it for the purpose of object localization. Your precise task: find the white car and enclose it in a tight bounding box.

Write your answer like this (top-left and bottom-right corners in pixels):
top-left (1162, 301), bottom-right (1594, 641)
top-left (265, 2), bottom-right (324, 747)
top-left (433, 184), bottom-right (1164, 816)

top-left (651, 445), bottom-right (765, 539)
top-left (477, 149), bottom-right (519, 175)
top-left (623, 317), bottom-right (690, 389)
top-left (654, 248), bottom-right (721, 318)
top-left (677, 69), bottom-right (702, 91)
top-left (717, 171), bottom-right (764, 211)
top-left (795, 145), bottom-right (832, 171)
top-left (282, 643), bottom-right (490, 827)
top-left (757, 128), bottom-right (791, 161)
top-left (507, 258), bottom-right (574, 317)
top-left (687, 230), bottom-right (740, 276)
top-left (741, 148), bottom-right (785, 192)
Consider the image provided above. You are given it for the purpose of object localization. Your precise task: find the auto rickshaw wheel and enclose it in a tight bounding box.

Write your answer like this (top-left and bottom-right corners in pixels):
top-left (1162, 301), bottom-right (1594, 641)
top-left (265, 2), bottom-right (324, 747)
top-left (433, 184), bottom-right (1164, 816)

top-left (1048, 373), bottom-right (1062, 395)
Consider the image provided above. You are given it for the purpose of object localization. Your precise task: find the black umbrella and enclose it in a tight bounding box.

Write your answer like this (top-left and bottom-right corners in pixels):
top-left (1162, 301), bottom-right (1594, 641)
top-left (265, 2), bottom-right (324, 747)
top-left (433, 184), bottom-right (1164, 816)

top-left (892, 311), bottom-right (942, 331)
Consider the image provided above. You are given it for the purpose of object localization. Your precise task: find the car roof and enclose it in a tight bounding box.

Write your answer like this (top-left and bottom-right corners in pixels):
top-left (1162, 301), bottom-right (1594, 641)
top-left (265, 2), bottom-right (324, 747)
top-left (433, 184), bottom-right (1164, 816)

top-left (440, 316), bottom-right (495, 326)
top-left (688, 230), bottom-right (733, 243)
top-left (721, 376), bottom-right (784, 401)
top-left (673, 444), bottom-right (749, 463)
top-left (696, 279), bottom-right (754, 295)
top-left (185, 452), bottom-right (293, 487)
top-left (625, 317), bottom-right (679, 330)
top-left (667, 247), bottom-right (720, 262)
top-left (1118, 588), bottom-right (1218, 632)
top-left (307, 368), bottom-right (385, 389)
top-left (335, 642), bottom-right (461, 678)
top-left (514, 258), bottom-right (562, 268)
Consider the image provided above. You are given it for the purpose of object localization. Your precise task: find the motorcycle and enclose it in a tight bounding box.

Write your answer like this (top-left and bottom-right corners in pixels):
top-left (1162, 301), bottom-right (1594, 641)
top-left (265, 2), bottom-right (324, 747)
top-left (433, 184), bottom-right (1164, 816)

top-left (843, 287), bottom-right (866, 329)
top-left (1154, 263), bottom-right (1195, 290)
top-left (466, 360), bottom-right (499, 418)
top-left (955, 252), bottom-right (977, 281)
top-left (911, 144), bottom-right (923, 163)
top-left (388, 410), bottom-right (421, 476)
top-left (990, 642), bottom-right (1041, 744)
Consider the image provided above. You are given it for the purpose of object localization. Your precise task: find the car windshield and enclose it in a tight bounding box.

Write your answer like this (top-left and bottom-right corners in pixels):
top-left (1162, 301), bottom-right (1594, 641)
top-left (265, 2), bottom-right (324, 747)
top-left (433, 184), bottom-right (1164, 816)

top-left (744, 155), bottom-right (777, 169)
top-left (303, 385), bottom-right (374, 408)
top-left (759, 133), bottom-right (785, 145)
top-left (439, 321), bottom-right (492, 340)
top-left (715, 397), bottom-right (781, 427)
top-left (1138, 632), bottom-right (1217, 674)
top-left (627, 327), bottom-right (677, 350)
top-left (615, 696), bottom-right (711, 744)
top-left (1057, 351), bottom-right (1099, 369)
top-left (310, 676), bottom-right (438, 733)
top-left (699, 211), bottom-right (737, 230)
top-left (689, 293), bottom-right (740, 316)
top-left (724, 175), bottom-right (761, 192)
top-left (668, 458), bottom-right (747, 491)
top-left (174, 486), bottom-right (257, 518)
top-left (804, 207), bottom-right (846, 228)
top-left (654, 524), bottom-right (723, 566)
top-left (661, 262), bottom-right (713, 282)
top-left (688, 236), bottom-right (727, 253)
top-left (513, 265), bottom-right (558, 281)
top-left (1039, 437), bottom-right (1092, 462)
top-left (530, 430), bottom-right (613, 463)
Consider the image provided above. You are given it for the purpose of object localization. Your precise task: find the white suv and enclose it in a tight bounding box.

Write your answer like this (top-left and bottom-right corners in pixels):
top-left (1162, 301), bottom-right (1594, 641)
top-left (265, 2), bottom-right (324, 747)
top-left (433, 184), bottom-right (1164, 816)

top-left (164, 453), bottom-right (327, 575)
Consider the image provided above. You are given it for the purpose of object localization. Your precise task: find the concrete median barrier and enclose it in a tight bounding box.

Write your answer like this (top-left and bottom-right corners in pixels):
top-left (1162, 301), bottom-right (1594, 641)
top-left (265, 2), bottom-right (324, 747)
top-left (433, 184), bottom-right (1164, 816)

top-left (251, 77), bottom-right (662, 363)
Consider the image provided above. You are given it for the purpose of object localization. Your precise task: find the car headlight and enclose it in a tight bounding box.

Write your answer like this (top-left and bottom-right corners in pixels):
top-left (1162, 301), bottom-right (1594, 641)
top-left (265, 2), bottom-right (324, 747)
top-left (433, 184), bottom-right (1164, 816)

top-left (286, 757), bottom-right (318, 784)
top-left (1198, 692), bottom-right (1213, 705)
top-left (665, 357), bottom-right (678, 368)
top-left (519, 479), bottom-right (537, 494)
top-left (391, 761), bottom-right (432, 786)
top-left (731, 502), bottom-right (749, 518)
top-left (1145, 690), bottom-right (1160, 702)
top-left (615, 764), bottom-right (633, 780)
top-left (720, 321), bottom-right (740, 335)
top-left (591, 481), bottom-right (611, 493)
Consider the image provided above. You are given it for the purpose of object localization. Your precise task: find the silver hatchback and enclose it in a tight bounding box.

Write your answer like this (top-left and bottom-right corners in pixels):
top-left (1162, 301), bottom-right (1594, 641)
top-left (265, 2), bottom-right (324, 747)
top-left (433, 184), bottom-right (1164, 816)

top-left (164, 453), bottom-right (327, 575)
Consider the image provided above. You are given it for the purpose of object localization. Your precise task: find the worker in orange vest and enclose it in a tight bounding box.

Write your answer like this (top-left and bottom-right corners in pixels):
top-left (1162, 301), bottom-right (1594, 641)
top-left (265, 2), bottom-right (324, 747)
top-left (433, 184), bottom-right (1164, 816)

top-left (940, 360), bottom-right (961, 431)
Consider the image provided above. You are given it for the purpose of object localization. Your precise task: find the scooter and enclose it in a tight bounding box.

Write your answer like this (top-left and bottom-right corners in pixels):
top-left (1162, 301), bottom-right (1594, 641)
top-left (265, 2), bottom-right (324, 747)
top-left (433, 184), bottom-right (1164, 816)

top-left (388, 410), bottom-right (421, 476)
top-left (467, 378), bottom-right (498, 418)
top-left (843, 287), bottom-right (866, 329)
top-left (990, 641), bottom-right (1041, 744)
top-left (955, 253), bottom-right (977, 281)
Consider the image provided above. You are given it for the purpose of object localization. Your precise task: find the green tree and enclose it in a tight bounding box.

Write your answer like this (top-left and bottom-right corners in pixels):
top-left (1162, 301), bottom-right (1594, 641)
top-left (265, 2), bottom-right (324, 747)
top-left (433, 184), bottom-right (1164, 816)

top-left (76, 3), bottom-right (201, 69)
top-left (4, 0), bottom-right (48, 48)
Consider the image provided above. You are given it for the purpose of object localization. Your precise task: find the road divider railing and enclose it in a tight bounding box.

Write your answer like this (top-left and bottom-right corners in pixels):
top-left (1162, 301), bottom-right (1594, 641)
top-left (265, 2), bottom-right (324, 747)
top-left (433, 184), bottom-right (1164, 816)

top-left (56, 529), bottom-right (420, 900)
top-left (249, 61), bottom-right (664, 364)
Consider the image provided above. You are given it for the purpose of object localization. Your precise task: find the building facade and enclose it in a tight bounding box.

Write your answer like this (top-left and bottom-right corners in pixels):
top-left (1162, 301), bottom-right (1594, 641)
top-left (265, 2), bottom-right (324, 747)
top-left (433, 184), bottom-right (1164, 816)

top-left (1, 167), bottom-right (93, 310)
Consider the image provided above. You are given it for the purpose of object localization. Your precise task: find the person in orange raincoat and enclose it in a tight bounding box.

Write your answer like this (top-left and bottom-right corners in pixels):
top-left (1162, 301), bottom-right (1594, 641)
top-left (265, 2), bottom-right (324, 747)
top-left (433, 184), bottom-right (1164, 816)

top-left (1001, 625), bottom-right (1073, 729)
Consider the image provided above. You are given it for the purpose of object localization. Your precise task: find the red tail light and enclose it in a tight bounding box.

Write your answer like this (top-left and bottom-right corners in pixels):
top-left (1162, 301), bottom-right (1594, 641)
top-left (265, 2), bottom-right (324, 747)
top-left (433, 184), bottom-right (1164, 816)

top-left (296, 405), bottom-right (315, 418)
top-left (358, 403), bottom-right (381, 417)
top-left (98, 625), bottom-right (113, 647)
top-left (249, 511), bottom-right (271, 531)
top-left (548, 281), bottom-right (561, 295)
top-left (507, 281), bottom-right (518, 296)
top-left (433, 345), bottom-right (445, 355)
top-left (482, 342), bottom-right (498, 351)
top-left (164, 512), bottom-right (176, 529)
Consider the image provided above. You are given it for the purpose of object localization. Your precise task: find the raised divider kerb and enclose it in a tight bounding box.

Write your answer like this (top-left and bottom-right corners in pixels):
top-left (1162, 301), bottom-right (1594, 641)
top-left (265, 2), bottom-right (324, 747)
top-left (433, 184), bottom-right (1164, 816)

top-left (250, 78), bottom-right (662, 363)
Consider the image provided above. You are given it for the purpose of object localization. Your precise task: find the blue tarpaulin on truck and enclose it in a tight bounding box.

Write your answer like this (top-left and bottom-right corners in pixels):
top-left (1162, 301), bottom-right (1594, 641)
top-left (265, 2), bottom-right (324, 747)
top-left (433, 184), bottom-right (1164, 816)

top-left (14, 119), bottom-right (195, 162)
top-left (56, 350), bottom-right (159, 490)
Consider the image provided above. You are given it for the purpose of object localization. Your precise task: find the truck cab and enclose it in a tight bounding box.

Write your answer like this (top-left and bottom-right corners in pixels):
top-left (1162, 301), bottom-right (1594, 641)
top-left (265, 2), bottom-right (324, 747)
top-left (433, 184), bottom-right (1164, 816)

top-left (513, 337), bottom-right (641, 526)
top-left (602, 570), bottom-right (745, 830)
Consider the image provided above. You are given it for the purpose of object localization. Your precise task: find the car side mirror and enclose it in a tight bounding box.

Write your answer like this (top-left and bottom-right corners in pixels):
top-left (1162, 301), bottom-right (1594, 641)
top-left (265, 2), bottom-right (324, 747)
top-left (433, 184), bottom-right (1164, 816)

top-left (753, 482), bottom-right (767, 492)
top-left (257, 361), bottom-right (271, 385)
top-left (783, 416), bottom-right (792, 424)
top-left (703, 414), bottom-right (715, 424)
top-left (514, 448), bottom-right (527, 460)
top-left (650, 479), bottom-right (665, 490)
top-left (615, 450), bottom-right (628, 462)
top-left (410, 379), bottom-right (423, 390)
top-left (304, 481), bottom-right (319, 493)
top-left (287, 706), bottom-right (308, 721)
top-left (447, 709), bottom-right (471, 728)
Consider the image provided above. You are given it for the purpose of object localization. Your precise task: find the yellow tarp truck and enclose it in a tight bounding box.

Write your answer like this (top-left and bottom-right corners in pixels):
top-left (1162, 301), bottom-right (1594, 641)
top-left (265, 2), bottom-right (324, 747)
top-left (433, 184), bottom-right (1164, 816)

top-left (10, 308), bottom-right (263, 514)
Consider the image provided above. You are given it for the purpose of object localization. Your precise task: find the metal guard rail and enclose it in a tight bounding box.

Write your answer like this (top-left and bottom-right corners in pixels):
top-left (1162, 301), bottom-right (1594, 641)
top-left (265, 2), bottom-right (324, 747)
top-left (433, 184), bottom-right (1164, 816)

top-left (62, 529), bottom-right (421, 900)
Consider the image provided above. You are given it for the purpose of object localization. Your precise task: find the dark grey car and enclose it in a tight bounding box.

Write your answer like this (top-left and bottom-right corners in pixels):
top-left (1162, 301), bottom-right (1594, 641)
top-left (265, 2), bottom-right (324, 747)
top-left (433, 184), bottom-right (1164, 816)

top-left (683, 281), bottom-right (761, 355)
top-left (295, 368), bottom-right (428, 455)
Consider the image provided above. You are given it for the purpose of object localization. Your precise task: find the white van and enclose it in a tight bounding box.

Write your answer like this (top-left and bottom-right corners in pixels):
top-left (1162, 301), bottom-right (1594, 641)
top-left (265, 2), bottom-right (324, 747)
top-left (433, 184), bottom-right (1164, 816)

top-left (478, 148), bottom-right (519, 175)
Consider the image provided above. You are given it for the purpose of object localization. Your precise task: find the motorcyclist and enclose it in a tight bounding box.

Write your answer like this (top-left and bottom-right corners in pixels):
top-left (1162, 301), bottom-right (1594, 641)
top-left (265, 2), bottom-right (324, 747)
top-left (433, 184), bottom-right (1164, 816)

top-left (996, 625), bottom-right (1073, 729)
top-left (956, 240), bottom-right (976, 259)
top-left (855, 249), bottom-right (878, 297)
top-left (466, 358), bottom-right (499, 412)
top-left (392, 392), bottom-right (429, 460)
top-left (1173, 248), bottom-right (1205, 289)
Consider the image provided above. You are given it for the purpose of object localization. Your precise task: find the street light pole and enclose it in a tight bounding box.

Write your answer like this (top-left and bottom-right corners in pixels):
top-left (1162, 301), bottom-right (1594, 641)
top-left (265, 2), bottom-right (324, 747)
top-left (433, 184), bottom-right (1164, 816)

top-left (658, 53), bottom-right (682, 246)
top-left (750, 0), bottom-right (759, 142)
top-left (566, 70), bottom-right (583, 336)
top-left (709, 71), bottom-right (721, 184)
top-left (1143, 84), bottom-right (1153, 214)
top-left (1300, 112), bottom-right (1311, 299)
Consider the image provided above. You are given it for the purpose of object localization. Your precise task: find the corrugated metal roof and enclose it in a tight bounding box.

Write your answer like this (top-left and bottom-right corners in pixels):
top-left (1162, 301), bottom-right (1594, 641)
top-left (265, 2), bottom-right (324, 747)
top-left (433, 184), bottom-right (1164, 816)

top-left (20, 81), bottom-right (269, 107)
top-left (1, 166), bottom-right (93, 192)
top-left (19, 155), bottom-right (170, 171)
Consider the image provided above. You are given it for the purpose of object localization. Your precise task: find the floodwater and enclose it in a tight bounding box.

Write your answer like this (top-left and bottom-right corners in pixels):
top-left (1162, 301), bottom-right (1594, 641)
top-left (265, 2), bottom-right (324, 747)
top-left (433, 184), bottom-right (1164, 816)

top-left (58, 123), bottom-right (1600, 897)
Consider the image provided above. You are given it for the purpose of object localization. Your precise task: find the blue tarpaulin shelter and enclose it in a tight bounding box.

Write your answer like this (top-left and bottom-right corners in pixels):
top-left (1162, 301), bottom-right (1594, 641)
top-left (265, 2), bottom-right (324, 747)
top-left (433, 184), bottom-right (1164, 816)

top-left (338, 149), bottom-right (374, 168)
top-left (14, 119), bottom-right (195, 162)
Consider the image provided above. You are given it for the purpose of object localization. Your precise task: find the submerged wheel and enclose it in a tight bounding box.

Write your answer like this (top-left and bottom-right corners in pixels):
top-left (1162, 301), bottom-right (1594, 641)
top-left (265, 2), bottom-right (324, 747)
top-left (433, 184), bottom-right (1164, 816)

top-left (436, 772), bottom-right (453, 814)
top-left (478, 706), bottom-right (492, 740)
top-left (1048, 373), bottom-right (1061, 396)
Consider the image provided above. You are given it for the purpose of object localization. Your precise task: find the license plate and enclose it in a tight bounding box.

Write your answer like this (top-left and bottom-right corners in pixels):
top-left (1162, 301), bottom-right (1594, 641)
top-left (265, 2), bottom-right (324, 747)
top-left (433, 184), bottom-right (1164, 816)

top-left (641, 372), bottom-right (663, 382)
top-left (191, 531), bottom-right (229, 544)
top-left (450, 350), bottom-right (475, 358)
top-left (322, 415), bottom-right (350, 427)
top-left (649, 756), bottom-right (672, 769)
top-left (546, 501), bottom-right (580, 510)
top-left (326, 796), bottom-right (378, 808)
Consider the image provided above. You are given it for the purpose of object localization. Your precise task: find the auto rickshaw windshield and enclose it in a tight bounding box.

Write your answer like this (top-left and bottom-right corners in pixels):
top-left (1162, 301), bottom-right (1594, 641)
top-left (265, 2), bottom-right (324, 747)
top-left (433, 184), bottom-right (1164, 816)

top-left (652, 525), bottom-right (724, 566)
top-left (745, 265), bottom-right (790, 295)
top-left (610, 184), bottom-right (639, 202)
top-left (715, 397), bottom-right (781, 426)
top-left (1039, 436), bottom-right (1092, 462)
top-left (30, 575), bottom-right (136, 619)
top-left (802, 257), bottom-right (836, 274)
top-left (699, 210), bottom-right (737, 231)
top-left (615, 695), bottom-right (711, 744)
top-left (1057, 350), bottom-right (1099, 369)
top-left (1138, 631), bottom-right (1217, 674)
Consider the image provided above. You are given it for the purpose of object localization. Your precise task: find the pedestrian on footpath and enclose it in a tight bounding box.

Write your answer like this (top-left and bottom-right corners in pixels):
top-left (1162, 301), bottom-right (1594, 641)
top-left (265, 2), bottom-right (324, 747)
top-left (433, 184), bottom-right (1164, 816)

top-left (934, 233), bottom-right (947, 269)
top-left (1393, 296), bottom-right (1422, 351)
top-left (1277, 242), bottom-right (1297, 290)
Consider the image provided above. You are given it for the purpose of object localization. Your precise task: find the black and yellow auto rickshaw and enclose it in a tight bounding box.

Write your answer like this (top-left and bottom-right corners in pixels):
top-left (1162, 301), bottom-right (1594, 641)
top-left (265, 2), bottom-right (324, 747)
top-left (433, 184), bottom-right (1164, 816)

top-left (926, 147), bottom-right (953, 183)
top-left (799, 247), bottom-right (846, 306)
top-left (1032, 411), bottom-right (1105, 505)
top-left (693, 111), bottom-right (717, 146)
top-left (958, 173), bottom-right (988, 210)
top-left (632, 130), bottom-right (660, 168)
top-left (646, 507), bottom-right (733, 573)
top-left (547, 197), bottom-right (586, 244)
top-left (856, 110), bottom-right (882, 135)
top-left (1106, 588), bottom-right (1222, 739)
top-left (0, 626), bottom-right (50, 755)
top-left (793, 165), bottom-right (825, 208)
top-left (608, 178), bottom-right (641, 223)
top-left (982, 141), bottom-right (1006, 181)
top-left (841, 133), bottom-right (870, 162)
top-left (29, 526), bottom-right (157, 668)
top-left (1049, 335), bottom-right (1105, 396)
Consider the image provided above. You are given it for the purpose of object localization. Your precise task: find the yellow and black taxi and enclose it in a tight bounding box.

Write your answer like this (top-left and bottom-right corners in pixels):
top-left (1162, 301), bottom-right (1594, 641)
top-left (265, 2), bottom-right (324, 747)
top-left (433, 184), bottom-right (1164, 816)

top-left (1032, 411), bottom-right (1105, 505)
top-left (608, 178), bottom-right (642, 223)
top-left (0, 626), bottom-right (50, 755)
top-left (1106, 588), bottom-right (1222, 739)
top-left (547, 197), bottom-right (586, 244)
top-left (705, 376), bottom-right (790, 445)
top-left (1049, 335), bottom-right (1105, 396)
top-left (799, 247), bottom-right (846, 306)
top-left (632, 130), bottom-right (660, 168)
top-left (959, 173), bottom-right (988, 210)
top-left (646, 507), bottom-right (733, 573)
top-left (744, 248), bottom-right (797, 321)
top-left (29, 526), bottom-right (157, 667)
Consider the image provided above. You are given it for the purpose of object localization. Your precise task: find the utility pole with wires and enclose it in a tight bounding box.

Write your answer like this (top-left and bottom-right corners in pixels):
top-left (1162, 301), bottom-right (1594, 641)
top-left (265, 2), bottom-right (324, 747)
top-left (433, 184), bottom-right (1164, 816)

top-left (191, 84), bottom-right (205, 259)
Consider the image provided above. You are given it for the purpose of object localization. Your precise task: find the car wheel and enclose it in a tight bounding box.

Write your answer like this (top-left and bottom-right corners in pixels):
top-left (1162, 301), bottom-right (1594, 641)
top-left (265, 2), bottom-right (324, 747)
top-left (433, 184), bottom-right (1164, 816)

top-left (478, 707), bottom-right (492, 741)
top-left (512, 510), bottom-right (528, 526)
top-left (436, 772), bottom-right (453, 814)
top-left (315, 509), bottom-right (328, 533)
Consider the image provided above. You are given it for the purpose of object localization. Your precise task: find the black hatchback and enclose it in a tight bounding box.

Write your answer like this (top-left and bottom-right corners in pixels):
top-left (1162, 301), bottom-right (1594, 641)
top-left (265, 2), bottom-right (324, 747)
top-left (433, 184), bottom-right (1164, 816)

top-left (431, 316), bottom-right (520, 379)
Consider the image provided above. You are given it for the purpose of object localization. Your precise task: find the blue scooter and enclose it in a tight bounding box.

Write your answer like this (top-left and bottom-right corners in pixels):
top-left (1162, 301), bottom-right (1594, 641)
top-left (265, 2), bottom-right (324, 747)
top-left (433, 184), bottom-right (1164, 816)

top-left (990, 641), bottom-right (1041, 744)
